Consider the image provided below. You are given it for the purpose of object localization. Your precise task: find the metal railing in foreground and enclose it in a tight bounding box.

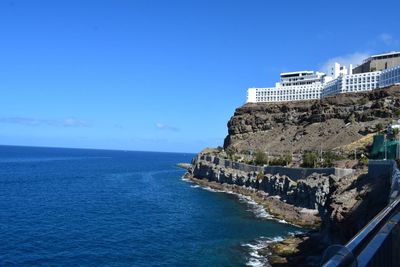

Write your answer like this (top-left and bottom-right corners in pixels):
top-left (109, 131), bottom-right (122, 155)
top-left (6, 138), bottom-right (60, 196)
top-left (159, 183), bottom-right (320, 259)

top-left (321, 197), bottom-right (400, 267)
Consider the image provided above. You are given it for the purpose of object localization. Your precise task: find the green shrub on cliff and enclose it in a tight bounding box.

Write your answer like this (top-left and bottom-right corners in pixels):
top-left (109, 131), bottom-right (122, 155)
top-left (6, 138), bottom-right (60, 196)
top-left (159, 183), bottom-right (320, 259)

top-left (226, 148), bottom-right (235, 160)
top-left (357, 98), bottom-right (368, 105)
top-left (321, 151), bottom-right (336, 167)
top-left (283, 154), bottom-right (292, 165)
top-left (269, 154), bottom-right (292, 166)
top-left (302, 152), bottom-right (318, 168)
top-left (359, 156), bottom-right (369, 166)
top-left (254, 150), bottom-right (268, 166)
top-left (257, 171), bottom-right (265, 180)
top-left (376, 123), bottom-right (384, 132)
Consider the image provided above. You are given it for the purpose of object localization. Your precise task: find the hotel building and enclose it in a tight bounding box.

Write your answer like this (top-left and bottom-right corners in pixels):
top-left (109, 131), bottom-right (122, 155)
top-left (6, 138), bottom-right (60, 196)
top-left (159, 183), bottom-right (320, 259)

top-left (353, 51), bottom-right (400, 74)
top-left (247, 71), bottom-right (328, 103)
top-left (379, 65), bottom-right (400, 88)
top-left (247, 51), bottom-right (400, 103)
top-left (321, 70), bottom-right (381, 97)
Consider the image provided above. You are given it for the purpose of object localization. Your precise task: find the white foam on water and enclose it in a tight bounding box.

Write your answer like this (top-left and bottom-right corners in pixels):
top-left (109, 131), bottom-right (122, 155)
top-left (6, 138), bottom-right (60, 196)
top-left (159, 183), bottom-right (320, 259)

top-left (246, 258), bottom-right (266, 267)
top-left (181, 176), bottom-right (191, 182)
top-left (288, 230), bottom-right (304, 236)
top-left (242, 236), bottom-right (285, 267)
top-left (186, 181), bottom-right (307, 266)
top-left (242, 232), bottom-right (304, 266)
top-left (193, 184), bottom-right (274, 219)
top-left (202, 186), bottom-right (225, 193)
top-left (191, 183), bottom-right (284, 222)
top-left (187, 181), bottom-right (306, 266)
top-left (188, 183), bottom-right (225, 193)
top-left (187, 181), bottom-right (306, 229)
top-left (237, 194), bottom-right (274, 220)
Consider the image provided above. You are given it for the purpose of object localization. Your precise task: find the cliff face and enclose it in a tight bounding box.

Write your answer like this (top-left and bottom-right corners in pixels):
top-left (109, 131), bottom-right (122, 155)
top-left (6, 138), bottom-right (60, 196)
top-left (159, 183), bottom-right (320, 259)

top-left (224, 86), bottom-right (400, 154)
top-left (188, 88), bottom-right (400, 266)
top-left (191, 158), bottom-right (333, 215)
top-left (321, 161), bottom-right (392, 244)
top-left (189, 157), bottom-right (392, 265)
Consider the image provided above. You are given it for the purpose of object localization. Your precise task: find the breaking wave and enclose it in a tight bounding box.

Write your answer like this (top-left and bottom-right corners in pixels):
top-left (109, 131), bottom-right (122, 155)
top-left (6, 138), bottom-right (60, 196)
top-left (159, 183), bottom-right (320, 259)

top-left (242, 236), bottom-right (284, 267)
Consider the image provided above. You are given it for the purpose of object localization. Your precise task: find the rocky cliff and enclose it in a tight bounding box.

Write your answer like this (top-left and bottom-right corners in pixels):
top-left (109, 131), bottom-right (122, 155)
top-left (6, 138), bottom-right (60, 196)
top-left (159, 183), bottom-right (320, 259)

top-left (188, 157), bottom-right (391, 266)
top-left (191, 158), bottom-right (332, 213)
top-left (187, 87), bottom-right (400, 266)
top-left (224, 86), bottom-right (400, 154)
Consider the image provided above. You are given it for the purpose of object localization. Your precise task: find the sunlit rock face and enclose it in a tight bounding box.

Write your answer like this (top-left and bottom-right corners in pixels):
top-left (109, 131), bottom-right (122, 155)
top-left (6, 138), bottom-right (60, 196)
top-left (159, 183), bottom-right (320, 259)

top-left (224, 86), bottom-right (400, 154)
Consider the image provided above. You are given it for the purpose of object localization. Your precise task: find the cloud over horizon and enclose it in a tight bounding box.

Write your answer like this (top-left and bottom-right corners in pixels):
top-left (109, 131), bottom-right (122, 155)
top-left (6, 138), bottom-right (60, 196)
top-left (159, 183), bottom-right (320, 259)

top-left (155, 123), bottom-right (179, 132)
top-left (320, 52), bottom-right (371, 74)
top-left (0, 117), bottom-right (89, 127)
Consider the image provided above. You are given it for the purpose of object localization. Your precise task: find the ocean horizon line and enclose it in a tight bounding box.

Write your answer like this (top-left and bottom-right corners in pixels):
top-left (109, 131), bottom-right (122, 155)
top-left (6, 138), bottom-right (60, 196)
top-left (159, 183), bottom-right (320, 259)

top-left (0, 144), bottom-right (197, 155)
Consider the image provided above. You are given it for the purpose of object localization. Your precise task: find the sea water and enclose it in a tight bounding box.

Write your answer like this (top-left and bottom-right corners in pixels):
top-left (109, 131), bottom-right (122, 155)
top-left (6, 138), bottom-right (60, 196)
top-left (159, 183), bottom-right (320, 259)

top-left (0, 146), bottom-right (299, 266)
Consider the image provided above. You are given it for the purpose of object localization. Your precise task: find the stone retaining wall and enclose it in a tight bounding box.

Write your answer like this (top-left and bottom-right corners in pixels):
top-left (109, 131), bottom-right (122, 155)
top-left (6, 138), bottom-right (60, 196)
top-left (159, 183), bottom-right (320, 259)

top-left (199, 155), bottom-right (353, 181)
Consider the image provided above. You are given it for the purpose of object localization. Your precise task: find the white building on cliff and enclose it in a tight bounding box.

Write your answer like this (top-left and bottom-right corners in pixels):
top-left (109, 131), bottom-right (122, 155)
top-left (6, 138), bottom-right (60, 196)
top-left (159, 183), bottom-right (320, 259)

top-left (379, 65), bottom-right (400, 88)
top-left (247, 71), bottom-right (329, 103)
top-left (247, 52), bottom-right (400, 103)
top-left (321, 69), bottom-right (381, 97)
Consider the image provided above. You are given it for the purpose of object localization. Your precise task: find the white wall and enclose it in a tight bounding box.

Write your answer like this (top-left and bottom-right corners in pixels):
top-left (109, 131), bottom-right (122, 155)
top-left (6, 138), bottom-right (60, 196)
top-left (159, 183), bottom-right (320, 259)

top-left (247, 88), bottom-right (257, 103)
top-left (341, 71), bottom-right (381, 93)
top-left (248, 84), bottom-right (322, 103)
top-left (246, 61), bottom-right (400, 104)
top-left (321, 71), bottom-right (381, 97)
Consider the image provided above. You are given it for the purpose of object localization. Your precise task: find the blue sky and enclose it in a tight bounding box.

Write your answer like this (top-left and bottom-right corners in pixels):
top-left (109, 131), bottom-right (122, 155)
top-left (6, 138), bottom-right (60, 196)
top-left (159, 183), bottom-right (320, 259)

top-left (1, 0), bottom-right (400, 153)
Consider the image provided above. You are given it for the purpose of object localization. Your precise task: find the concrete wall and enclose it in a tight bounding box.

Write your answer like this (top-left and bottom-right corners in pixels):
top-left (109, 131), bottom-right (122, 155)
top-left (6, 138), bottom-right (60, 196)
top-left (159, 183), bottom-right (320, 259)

top-left (353, 57), bottom-right (400, 74)
top-left (368, 160), bottom-right (400, 203)
top-left (371, 57), bottom-right (400, 72)
top-left (353, 61), bottom-right (371, 74)
top-left (199, 155), bottom-right (354, 180)
top-left (367, 160), bottom-right (395, 180)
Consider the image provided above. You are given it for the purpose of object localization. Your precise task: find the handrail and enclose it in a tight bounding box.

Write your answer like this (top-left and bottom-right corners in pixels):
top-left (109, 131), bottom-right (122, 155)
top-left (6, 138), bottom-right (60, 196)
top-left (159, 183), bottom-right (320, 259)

top-left (322, 197), bottom-right (400, 266)
top-left (346, 197), bottom-right (400, 254)
top-left (356, 212), bottom-right (400, 266)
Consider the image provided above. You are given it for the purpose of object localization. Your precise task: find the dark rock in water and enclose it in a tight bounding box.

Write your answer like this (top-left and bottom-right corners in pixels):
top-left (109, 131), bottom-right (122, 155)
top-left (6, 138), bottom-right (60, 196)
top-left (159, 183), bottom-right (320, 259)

top-left (176, 163), bottom-right (192, 170)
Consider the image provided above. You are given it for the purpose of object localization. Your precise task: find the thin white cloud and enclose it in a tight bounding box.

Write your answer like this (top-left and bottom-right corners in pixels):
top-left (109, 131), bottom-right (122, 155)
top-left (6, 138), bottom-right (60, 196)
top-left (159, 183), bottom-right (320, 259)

top-left (379, 33), bottom-right (399, 46)
top-left (320, 52), bottom-right (370, 74)
top-left (0, 117), bottom-right (89, 127)
top-left (61, 118), bottom-right (88, 127)
top-left (155, 122), bottom-right (179, 132)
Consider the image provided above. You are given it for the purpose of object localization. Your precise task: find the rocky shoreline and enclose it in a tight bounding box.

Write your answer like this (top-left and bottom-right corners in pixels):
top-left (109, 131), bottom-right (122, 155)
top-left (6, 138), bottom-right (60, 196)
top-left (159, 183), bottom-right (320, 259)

top-left (178, 157), bottom-right (390, 266)
top-left (185, 174), bottom-right (321, 229)
top-left (179, 160), bottom-right (327, 265)
top-left (175, 86), bottom-right (400, 266)
top-left (182, 172), bottom-right (320, 266)
top-left (176, 162), bottom-right (192, 170)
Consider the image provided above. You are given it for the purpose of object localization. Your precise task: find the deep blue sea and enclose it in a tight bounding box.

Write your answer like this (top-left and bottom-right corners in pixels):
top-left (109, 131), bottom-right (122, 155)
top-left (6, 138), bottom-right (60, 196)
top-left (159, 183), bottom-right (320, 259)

top-left (0, 146), bottom-right (299, 267)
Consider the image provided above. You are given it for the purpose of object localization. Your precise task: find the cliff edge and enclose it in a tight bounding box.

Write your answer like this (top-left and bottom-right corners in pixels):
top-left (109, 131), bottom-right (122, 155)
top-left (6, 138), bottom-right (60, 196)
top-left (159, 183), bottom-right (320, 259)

top-left (224, 86), bottom-right (400, 154)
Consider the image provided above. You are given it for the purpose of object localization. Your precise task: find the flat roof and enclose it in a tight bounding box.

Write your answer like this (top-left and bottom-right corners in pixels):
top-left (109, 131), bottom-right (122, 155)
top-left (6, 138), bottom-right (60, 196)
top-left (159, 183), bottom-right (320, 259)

top-left (280, 71), bottom-right (314, 76)
top-left (281, 70), bottom-right (314, 75)
top-left (370, 51), bottom-right (400, 58)
top-left (363, 51), bottom-right (400, 63)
